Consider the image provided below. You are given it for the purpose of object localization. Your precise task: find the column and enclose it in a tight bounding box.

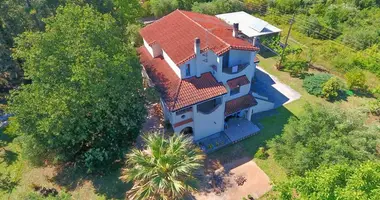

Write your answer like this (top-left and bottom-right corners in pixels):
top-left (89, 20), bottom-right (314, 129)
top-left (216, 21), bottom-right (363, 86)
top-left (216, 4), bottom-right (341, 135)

top-left (247, 107), bottom-right (253, 121)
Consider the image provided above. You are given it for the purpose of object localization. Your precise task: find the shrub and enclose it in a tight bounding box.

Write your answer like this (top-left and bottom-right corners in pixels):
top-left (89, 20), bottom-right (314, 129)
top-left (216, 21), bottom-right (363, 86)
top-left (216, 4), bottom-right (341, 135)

top-left (303, 73), bottom-right (333, 96)
top-left (322, 77), bottom-right (343, 100)
top-left (192, 0), bottom-right (245, 15)
top-left (345, 69), bottom-right (366, 90)
top-left (283, 55), bottom-right (309, 77)
top-left (368, 99), bottom-right (380, 116)
top-left (254, 147), bottom-right (268, 159)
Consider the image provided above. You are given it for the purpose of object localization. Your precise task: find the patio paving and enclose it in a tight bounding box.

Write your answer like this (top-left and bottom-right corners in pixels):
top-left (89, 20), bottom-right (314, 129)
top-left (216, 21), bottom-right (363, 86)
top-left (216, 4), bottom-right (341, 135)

top-left (196, 118), bottom-right (260, 153)
top-left (193, 157), bottom-right (272, 200)
top-left (224, 118), bottom-right (260, 143)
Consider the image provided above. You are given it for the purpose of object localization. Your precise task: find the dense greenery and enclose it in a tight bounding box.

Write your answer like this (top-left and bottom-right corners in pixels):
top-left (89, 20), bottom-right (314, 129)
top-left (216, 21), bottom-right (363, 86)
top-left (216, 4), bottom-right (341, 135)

top-left (192, 0), bottom-right (245, 15)
top-left (8, 4), bottom-right (146, 172)
top-left (264, 1), bottom-right (380, 77)
top-left (278, 161), bottom-right (380, 199)
top-left (121, 133), bottom-right (204, 200)
top-left (345, 69), bottom-right (367, 90)
top-left (269, 104), bottom-right (380, 175)
top-left (0, 0), bottom-right (143, 92)
top-left (283, 54), bottom-right (309, 77)
top-left (302, 73), bottom-right (333, 96)
top-left (321, 77), bottom-right (343, 100)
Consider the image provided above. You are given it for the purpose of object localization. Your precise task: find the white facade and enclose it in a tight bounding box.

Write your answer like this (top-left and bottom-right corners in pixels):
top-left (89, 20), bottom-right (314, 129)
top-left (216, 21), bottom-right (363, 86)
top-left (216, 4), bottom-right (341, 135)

top-left (144, 37), bottom-right (258, 141)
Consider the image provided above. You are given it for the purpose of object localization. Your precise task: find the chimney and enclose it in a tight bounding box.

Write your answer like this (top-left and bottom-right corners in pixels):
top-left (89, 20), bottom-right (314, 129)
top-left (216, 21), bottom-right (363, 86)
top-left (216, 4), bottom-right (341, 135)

top-left (233, 23), bottom-right (239, 38)
top-left (194, 37), bottom-right (201, 55)
top-left (194, 38), bottom-right (201, 77)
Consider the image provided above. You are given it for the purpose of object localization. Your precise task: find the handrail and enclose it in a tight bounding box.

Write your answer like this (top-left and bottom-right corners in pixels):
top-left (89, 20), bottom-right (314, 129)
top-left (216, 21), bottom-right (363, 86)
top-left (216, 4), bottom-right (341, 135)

top-left (197, 103), bottom-right (222, 115)
top-left (222, 63), bottom-right (250, 74)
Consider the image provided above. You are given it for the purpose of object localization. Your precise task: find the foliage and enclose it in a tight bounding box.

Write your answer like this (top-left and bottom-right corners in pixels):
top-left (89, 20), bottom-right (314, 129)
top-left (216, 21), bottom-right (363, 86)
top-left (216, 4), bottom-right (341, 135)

top-left (150, 0), bottom-right (179, 17)
top-left (192, 0), bottom-right (245, 15)
top-left (125, 23), bottom-right (143, 47)
top-left (269, 104), bottom-right (380, 175)
top-left (271, 0), bottom-right (301, 14)
top-left (303, 73), bottom-right (333, 96)
top-left (25, 191), bottom-right (72, 200)
top-left (345, 69), bottom-right (367, 90)
top-left (278, 161), bottom-right (380, 200)
top-left (121, 132), bottom-right (204, 200)
top-left (321, 77), bottom-right (343, 100)
top-left (283, 54), bottom-right (309, 77)
top-left (244, 0), bottom-right (268, 14)
top-left (0, 172), bottom-right (18, 193)
top-left (254, 147), bottom-right (268, 159)
top-left (367, 99), bottom-right (380, 116)
top-left (342, 27), bottom-right (379, 50)
top-left (9, 4), bottom-right (146, 172)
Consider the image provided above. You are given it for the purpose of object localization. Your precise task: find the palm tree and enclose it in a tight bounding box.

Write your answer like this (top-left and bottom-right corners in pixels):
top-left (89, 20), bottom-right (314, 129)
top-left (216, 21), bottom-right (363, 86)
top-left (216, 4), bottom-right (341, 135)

top-left (121, 132), bottom-right (204, 200)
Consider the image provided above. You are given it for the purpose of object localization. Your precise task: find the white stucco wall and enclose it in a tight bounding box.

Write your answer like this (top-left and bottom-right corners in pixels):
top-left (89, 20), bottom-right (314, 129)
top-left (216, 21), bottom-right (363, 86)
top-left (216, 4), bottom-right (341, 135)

top-left (224, 83), bottom-right (251, 101)
top-left (162, 49), bottom-right (181, 78)
top-left (171, 108), bottom-right (194, 125)
top-left (179, 50), bottom-right (219, 79)
top-left (143, 39), bottom-right (154, 57)
top-left (228, 50), bottom-right (252, 67)
top-left (192, 101), bottom-right (225, 141)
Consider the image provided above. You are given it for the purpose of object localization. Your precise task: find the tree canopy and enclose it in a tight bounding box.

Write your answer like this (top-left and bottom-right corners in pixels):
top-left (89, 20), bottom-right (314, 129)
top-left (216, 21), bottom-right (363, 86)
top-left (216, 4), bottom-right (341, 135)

top-left (9, 4), bottom-right (146, 172)
top-left (122, 133), bottom-right (204, 200)
top-left (278, 161), bottom-right (380, 200)
top-left (269, 104), bottom-right (380, 175)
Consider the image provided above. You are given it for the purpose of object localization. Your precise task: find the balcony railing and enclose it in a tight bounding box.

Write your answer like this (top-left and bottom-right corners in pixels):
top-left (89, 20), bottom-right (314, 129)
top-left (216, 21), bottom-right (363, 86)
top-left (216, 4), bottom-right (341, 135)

top-left (222, 63), bottom-right (249, 74)
top-left (197, 98), bottom-right (222, 115)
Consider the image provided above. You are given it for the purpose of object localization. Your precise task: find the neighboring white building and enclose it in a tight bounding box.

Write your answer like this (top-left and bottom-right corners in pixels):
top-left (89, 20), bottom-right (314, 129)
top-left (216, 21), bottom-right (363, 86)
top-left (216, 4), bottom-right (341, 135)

top-left (139, 10), bottom-right (260, 141)
top-left (216, 11), bottom-right (282, 47)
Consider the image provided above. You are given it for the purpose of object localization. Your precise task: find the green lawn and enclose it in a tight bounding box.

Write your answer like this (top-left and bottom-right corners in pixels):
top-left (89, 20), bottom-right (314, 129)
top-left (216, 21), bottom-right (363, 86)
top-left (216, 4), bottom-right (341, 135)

top-left (211, 53), bottom-right (377, 199)
top-left (0, 139), bottom-right (130, 200)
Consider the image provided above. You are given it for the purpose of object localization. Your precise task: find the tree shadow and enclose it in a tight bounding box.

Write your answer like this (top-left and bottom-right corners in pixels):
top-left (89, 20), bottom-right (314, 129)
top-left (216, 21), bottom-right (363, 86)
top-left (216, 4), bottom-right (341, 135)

top-left (208, 106), bottom-right (295, 165)
top-left (52, 162), bottom-right (131, 199)
top-left (351, 89), bottom-right (375, 98)
top-left (0, 149), bottom-right (18, 165)
top-left (258, 49), bottom-right (278, 59)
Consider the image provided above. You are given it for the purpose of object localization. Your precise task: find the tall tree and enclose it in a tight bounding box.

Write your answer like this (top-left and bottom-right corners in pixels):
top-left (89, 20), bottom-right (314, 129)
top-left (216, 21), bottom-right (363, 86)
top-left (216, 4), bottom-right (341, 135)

top-left (269, 104), bottom-right (380, 175)
top-left (9, 4), bottom-right (146, 171)
top-left (121, 133), bottom-right (204, 200)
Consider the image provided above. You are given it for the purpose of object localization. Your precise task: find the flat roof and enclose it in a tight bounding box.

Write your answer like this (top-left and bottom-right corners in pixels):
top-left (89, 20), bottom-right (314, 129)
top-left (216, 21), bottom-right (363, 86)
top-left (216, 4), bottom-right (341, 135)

top-left (216, 11), bottom-right (282, 38)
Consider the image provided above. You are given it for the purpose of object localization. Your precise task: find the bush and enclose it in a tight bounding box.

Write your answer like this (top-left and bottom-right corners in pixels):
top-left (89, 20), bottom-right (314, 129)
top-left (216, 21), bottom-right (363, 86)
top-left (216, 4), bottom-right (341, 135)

top-left (192, 0), bottom-right (245, 15)
top-left (322, 77), bottom-right (343, 100)
top-left (345, 69), bottom-right (367, 90)
top-left (283, 55), bottom-right (309, 77)
top-left (303, 73), bottom-right (333, 96)
top-left (368, 99), bottom-right (380, 116)
top-left (254, 147), bottom-right (268, 159)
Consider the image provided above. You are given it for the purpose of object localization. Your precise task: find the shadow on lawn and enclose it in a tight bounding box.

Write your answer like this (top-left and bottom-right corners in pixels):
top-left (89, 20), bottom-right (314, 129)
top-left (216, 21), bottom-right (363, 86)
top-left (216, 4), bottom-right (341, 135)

top-left (208, 106), bottom-right (295, 166)
top-left (53, 162), bottom-right (131, 199)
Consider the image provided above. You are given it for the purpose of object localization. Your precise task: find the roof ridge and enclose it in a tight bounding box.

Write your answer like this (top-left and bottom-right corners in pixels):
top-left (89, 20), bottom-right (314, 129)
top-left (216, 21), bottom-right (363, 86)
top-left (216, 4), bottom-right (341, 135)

top-left (178, 10), bottom-right (231, 51)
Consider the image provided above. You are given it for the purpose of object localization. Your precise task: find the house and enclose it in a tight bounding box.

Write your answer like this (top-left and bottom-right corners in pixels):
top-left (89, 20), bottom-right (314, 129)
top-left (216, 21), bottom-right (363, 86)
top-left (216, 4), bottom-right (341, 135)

top-left (138, 10), bottom-right (261, 141)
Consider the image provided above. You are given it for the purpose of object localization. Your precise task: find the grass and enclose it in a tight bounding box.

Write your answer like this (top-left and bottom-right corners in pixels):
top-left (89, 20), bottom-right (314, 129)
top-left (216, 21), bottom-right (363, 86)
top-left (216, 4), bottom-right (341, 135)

top-left (0, 138), bottom-right (130, 200)
top-left (211, 50), bottom-right (378, 199)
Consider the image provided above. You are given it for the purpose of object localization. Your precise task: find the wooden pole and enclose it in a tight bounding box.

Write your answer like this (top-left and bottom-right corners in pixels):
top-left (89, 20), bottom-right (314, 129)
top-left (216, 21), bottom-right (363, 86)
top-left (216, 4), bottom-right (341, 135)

top-left (278, 14), bottom-right (295, 69)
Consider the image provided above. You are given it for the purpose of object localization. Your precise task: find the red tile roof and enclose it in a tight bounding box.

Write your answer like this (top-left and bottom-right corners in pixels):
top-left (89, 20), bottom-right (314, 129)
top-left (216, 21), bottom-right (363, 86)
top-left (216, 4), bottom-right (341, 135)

top-left (227, 75), bottom-right (250, 89)
top-left (173, 118), bottom-right (193, 128)
top-left (140, 10), bottom-right (259, 66)
top-left (225, 94), bottom-right (257, 116)
top-left (139, 47), bottom-right (227, 112)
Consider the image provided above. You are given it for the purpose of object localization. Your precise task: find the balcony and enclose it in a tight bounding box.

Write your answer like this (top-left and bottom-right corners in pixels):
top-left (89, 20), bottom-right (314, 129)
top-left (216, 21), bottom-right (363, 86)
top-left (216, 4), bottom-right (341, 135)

top-left (197, 98), bottom-right (222, 115)
top-left (222, 63), bottom-right (249, 74)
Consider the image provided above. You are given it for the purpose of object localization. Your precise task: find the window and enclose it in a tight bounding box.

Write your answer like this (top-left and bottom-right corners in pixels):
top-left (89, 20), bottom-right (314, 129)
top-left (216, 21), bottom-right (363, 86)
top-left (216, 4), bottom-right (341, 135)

top-left (185, 64), bottom-right (191, 76)
top-left (230, 87), bottom-right (240, 96)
